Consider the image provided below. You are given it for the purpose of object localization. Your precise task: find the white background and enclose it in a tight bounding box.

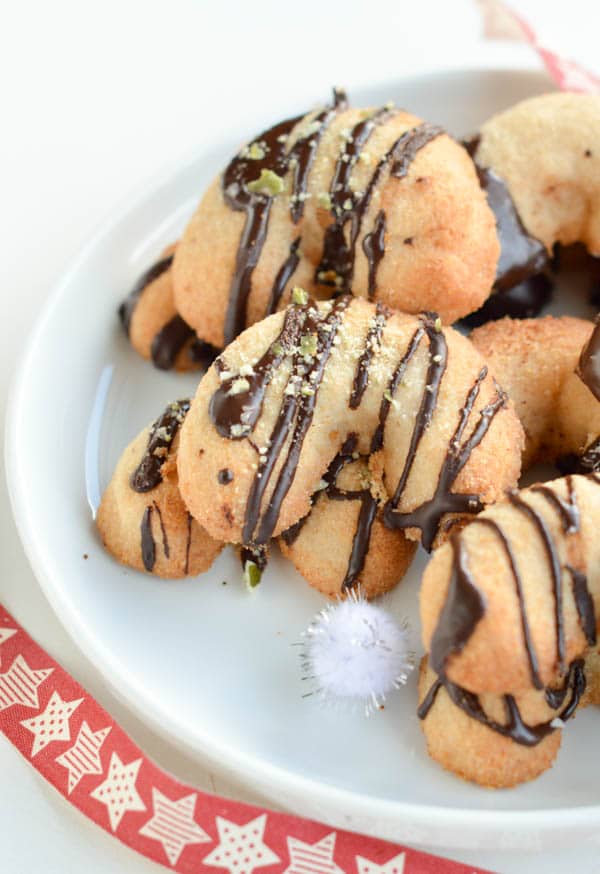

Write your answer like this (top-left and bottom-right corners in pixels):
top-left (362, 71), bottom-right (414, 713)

top-left (2, 1), bottom-right (600, 871)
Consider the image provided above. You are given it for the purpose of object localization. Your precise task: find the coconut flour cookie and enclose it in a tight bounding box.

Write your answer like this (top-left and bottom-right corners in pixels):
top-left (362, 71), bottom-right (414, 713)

top-left (173, 90), bottom-right (499, 348)
top-left (119, 244), bottom-right (218, 371)
top-left (176, 295), bottom-right (523, 579)
top-left (97, 400), bottom-right (222, 577)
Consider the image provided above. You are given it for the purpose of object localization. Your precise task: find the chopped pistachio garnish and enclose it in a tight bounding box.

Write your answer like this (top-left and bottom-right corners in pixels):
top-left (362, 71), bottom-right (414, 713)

top-left (244, 560), bottom-right (262, 590)
top-left (343, 198), bottom-right (353, 211)
top-left (271, 341), bottom-right (283, 356)
top-left (247, 142), bottom-right (266, 160)
top-left (239, 363), bottom-right (254, 376)
top-left (432, 354), bottom-right (442, 364)
top-left (316, 478), bottom-right (329, 491)
top-left (292, 286), bottom-right (308, 306)
top-left (301, 385), bottom-right (315, 397)
top-left (284, 383), bottom-right (297, 396)
top-left (317, 192), bottom-right (332, 210)
top-left (219, 369), bottom-right (233, 381)
top-left (300, 334), bottom-right (318, 357)
top-left (434, 317), bottom-right (443, 333)
top-left (230, 423), bottom-right (249, 438)
top-left (384, 389), bottom-right (394, 403)
top-left (227, 377), bottom-right (250, 396)
top-left (247, 168), bottom-right (285, 196)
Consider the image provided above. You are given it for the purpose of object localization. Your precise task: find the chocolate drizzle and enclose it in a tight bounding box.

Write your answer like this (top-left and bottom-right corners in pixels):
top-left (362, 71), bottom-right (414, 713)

top-left (130, 400), bottom-right (190, 493)
top-left (153, 500), bottom-right (169, 559)
top-left (140, 506), bottom-right (156, 572)
top-left (418, 660), bottom-right (586, 747)
top-left (119, 254), bottom-right (174, 336)
top-left (210, 305), bottom-right (306, 439)
top-left (566, 565), bottom-right (597, 647)
top-left (349, 302), bottom-right (388, 409)
top-left (429, 535), bottom-right (486, 676)
top-left (508, 491), bottom-right (566, 674)
top-left (221, 90), bottom-right (347, 344)
top-left (370, 325), bottom-right (424, 453)
top-left (531, 477), bottom-right (579, 535)
top-left (384, 370), bottom-right (507, 550)
top-left (462, 136), bottom-right (551, 326)
top-left (474, 517), bottom-right (543, 689)
top-left (384, 313), bottom-right (448, 514)
top-left (184, 513), bottom-right (192, 576)
top-left (240, 296), bottom-right (350, 548)
top-left (150, 315), bottom-right (195, 370)
top-left (577, 318), bottom-right (600, 401)
top-left (281, 434), bottom-right (379, 590)
top-left (266, 238), bottom-right (301, 316)
top-left (362, 210), bottom-right (386, 300)
top-left (558, 436), bottom-right (600, 476)
top-left (317, 118), bottom-right (443, 295)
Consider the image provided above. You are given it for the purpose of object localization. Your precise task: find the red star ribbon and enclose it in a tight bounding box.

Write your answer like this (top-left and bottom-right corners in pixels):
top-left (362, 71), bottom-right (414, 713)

top-left (0, 605), bottom-right (491, 873)
top-left (477, 0), bottom-right (599, 94)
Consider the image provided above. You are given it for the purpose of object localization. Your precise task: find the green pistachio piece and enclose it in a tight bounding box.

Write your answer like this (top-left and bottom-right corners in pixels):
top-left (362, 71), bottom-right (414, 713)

top-left (247, 169), bottom-right (285, 196)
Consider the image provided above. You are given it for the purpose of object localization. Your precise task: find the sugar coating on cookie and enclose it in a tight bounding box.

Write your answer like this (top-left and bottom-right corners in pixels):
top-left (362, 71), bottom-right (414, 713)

top-left (476, 92), bottom-right (600, 256)
top-left (177, 297), bottom-right (523, 572)
top-left (173, 90), bottom-right (498, 348)
top-left (97, 400), bottom-right (222, 578)
top-left (119, 244), bottom-right (218, 372)
top-left (471, 315), bottom-right (600, 468)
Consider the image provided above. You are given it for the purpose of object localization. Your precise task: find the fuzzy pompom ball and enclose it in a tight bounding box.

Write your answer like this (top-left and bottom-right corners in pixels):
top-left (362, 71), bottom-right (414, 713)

top-left (300, 589), bottom-right (414, 713)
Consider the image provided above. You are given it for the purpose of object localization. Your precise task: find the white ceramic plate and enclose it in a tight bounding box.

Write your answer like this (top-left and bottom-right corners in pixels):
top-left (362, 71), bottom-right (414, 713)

top-left (7, 68), bottom-right (600, 852)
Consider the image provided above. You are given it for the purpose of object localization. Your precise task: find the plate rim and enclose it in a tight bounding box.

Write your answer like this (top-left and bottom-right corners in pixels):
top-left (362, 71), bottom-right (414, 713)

top-left (8, 60), bottom-right (600, 851)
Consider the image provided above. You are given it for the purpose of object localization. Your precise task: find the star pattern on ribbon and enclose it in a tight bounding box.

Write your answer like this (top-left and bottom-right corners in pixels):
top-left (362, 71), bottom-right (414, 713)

top-left (0, 654), bottom-right (53, 711)
top-left (138, 788), bottom-right (211, 866)
top-left (90, 752), bottom-right (146, 832)
top-left (202, 814), bottom-right (280, 874)
top-left (283, 832), bottom-right (343, 874)
top-left (356, 852), bottom-right (407, 874)
top-left (20, 690), bottom-right (84, 757)
top-left (55, 719), bottom-right (112, 794)
top-left (0, 627), bottom-right (17, 647)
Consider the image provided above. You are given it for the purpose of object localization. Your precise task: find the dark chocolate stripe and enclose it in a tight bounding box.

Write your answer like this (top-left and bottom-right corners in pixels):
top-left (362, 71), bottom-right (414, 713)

top-left (130, 400), bottom-right (190, 493)
top-left (184, 513), bottom-right (192, 576)
top-left (370, 326), bottom-right (425, 453)
top-left (243, 297), bottom-right (350, 546)
top-left (210, 305), bottom-right (306, 439)
top-left (152, 500), bottom-right (170, 559)
top-left (265, 238), bottom-right (301, 316)
top-left (362, 209), bottom-right (386, 300)
top-left (508, 491), bottom-right (566, 674)
top-left (317, 119), bottom-right (443, 294)
top-left (141, 506), bottom-right (156, 572)
top-left (388, 313), bottom-right (448, 510)
top-left (151, 315), bottom-right (195, 370)
top-left (474, 517), bottom-right (543, 689)
top-left (419, 660), bottom-right (586, 748)
top-left (119, 254), bottom-right (174, 336)
top-left (531, 477), bottom-right (579, 534)
top-left (429, 534), bottom-right (486, 677)
top-left (566, 565), bottom-right (597, 647)
top-left (349, 302), bottom-right (388, 409)
top-left (222, 91), bottom-right (346, 344)
top-left (384, 369), bottom-right (507, 550)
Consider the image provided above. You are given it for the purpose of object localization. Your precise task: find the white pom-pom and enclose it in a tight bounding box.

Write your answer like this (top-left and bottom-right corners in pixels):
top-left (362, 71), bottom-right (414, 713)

top-left (299, 589), bottom-right (414, 714)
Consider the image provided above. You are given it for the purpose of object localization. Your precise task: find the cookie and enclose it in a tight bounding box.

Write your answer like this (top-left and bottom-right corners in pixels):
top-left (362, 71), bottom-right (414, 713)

top-left (97, 400), bottom-right (222, 578)
top-left (177, 296), bottom-right (523, 570)
top-left (119, 244), bottom-right (218, 371)
top-left (173, 91), bottom-right (499, 348)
